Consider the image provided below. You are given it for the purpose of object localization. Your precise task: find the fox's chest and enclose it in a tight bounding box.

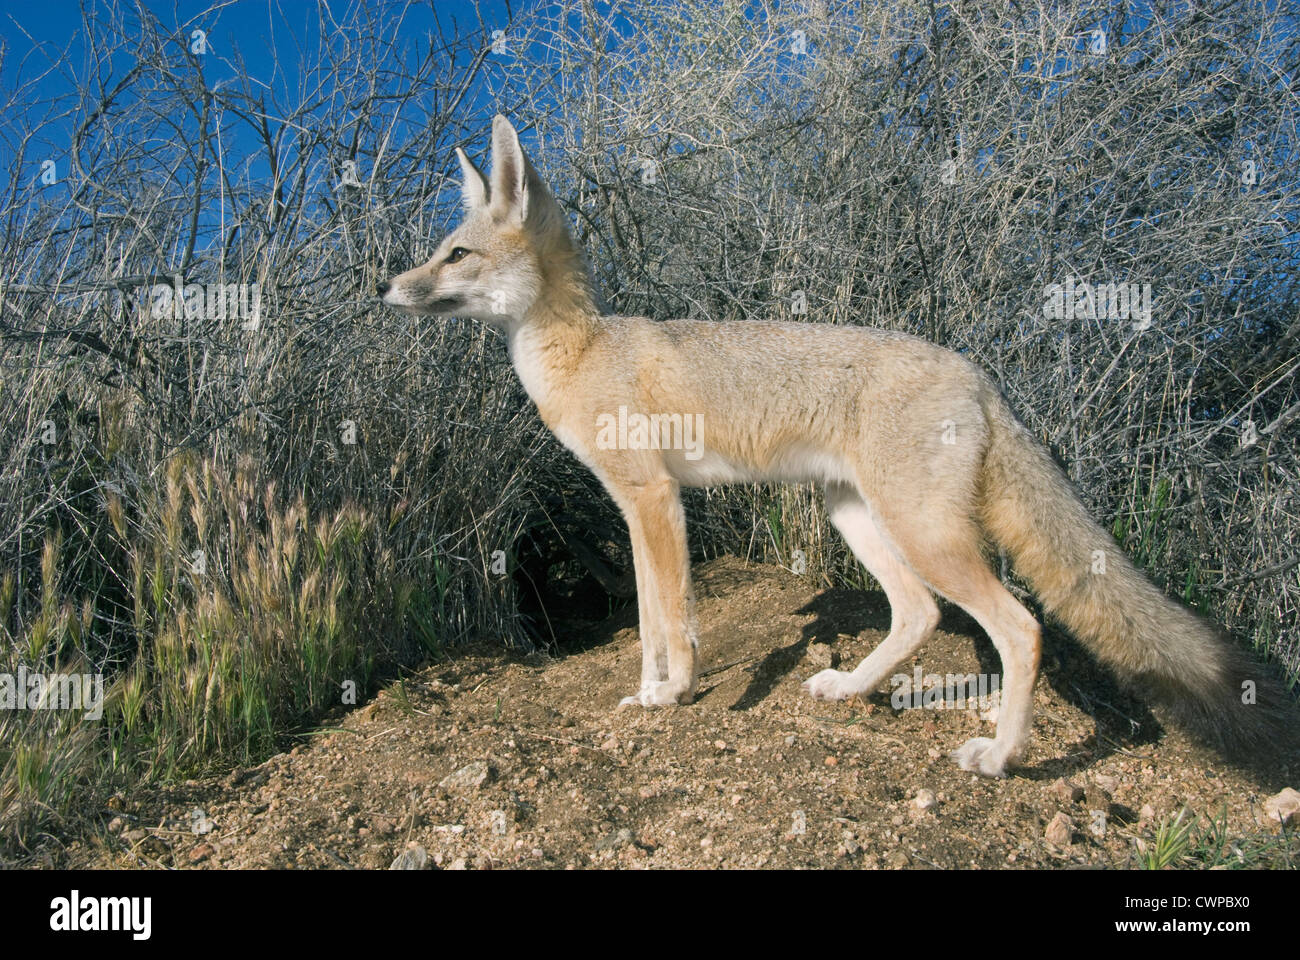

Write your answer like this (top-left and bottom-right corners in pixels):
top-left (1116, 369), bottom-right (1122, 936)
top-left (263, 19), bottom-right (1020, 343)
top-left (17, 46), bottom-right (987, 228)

top-left (508, 334), bottom-right (562, 417)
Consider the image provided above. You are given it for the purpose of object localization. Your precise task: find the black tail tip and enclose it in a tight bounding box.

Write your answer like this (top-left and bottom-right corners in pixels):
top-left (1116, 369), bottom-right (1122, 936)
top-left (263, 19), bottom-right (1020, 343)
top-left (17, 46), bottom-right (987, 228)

top-left (1144, 657), bottom-right (1300, 766)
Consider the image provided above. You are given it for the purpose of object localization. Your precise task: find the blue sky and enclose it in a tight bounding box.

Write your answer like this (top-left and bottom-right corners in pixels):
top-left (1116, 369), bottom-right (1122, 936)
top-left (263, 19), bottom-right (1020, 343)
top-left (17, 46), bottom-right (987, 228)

top-left (0, 1), bottom-right (537, 273)
top-left (0, 1), bottom-right (522, 166)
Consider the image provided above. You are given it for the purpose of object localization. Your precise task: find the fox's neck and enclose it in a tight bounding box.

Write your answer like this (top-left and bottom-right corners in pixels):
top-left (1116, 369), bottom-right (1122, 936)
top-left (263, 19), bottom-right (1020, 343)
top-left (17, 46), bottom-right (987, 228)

top-left (507, 246), bottom-right (603, 421)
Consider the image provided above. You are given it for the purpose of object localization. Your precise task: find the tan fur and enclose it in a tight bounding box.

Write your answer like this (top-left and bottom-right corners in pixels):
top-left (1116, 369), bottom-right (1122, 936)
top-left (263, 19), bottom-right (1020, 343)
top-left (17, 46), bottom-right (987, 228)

top-left (380, 116), bottom-right (1285, 776)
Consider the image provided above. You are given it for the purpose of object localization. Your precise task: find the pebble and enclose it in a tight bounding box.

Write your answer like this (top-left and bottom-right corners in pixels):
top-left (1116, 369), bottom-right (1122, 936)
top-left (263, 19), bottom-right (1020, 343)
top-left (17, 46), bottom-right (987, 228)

top-left (390, 843), bottom-right (429, 870)
top-left (1265, 787), bottom-right (1300, 825)
top-left (1093, 775), bottom-right (1119, 795)
top-left (1044, 812), bottom-right (1074, 846)
top-left (439, 761), bottom-right (493, 793)
top-left (805, 645), bottom-right (837, 670)
top-left (912, 789), bottom-right (937, 813)
top-left (1050, 777), bottom-right (1085, 804)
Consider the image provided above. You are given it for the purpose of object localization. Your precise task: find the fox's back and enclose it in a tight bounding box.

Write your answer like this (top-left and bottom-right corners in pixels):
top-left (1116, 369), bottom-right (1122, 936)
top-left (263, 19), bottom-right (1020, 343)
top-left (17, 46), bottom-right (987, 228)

top-left (560, 315), bottom-right (991, 488)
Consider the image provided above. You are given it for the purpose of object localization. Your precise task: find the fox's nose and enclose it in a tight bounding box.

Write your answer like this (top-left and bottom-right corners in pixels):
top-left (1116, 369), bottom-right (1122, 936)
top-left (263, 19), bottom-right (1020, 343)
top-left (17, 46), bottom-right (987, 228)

top-left (375, 280), bottom-right (391, 296)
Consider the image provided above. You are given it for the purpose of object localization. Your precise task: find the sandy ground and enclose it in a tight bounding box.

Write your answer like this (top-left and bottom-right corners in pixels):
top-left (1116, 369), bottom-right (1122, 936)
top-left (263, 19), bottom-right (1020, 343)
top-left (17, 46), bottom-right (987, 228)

top-left (63, 556), bottom-right (1297, 869)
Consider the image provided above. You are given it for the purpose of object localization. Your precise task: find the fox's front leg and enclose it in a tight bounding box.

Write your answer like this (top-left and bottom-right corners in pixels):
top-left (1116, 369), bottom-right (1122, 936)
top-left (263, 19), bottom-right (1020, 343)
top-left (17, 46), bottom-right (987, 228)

top-left (614, 480), bottom-right (698, 708)
top-left (627, 523), bottom-right (667, 691)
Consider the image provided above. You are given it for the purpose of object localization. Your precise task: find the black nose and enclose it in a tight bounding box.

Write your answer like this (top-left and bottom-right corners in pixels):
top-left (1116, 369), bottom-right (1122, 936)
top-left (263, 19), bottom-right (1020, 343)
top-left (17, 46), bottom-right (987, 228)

top-left (375, 280), bottom-right (391, 296)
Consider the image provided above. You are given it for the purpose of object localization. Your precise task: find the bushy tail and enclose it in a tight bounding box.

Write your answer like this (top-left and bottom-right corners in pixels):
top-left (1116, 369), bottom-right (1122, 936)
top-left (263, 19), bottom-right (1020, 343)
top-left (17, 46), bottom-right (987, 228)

top-left (976, 389), bottom-right (1293, 759)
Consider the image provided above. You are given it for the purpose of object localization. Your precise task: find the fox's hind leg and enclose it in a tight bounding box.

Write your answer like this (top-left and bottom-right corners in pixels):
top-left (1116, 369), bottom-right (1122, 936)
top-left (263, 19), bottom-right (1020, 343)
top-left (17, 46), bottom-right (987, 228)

top-left (803, 483), bottom-right (940, 701)
top-left (611, 479), bottom-right (698, 708)
top-left (874, 509), bottom-right (1042, 777)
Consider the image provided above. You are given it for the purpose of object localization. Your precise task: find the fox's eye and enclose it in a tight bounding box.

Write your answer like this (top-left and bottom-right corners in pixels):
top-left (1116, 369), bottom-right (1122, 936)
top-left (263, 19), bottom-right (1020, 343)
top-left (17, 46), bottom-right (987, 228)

top-left (446, 247), bottom-right (471, 264)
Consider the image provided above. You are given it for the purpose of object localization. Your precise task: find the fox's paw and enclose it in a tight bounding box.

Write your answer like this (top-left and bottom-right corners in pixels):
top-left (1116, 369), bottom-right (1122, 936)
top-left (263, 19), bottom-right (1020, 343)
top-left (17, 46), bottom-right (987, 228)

top-left (951, 737), bottom-right (1013, 777)
top-left (617, 681), bottom-right (693, 710)
top-left (802, 668), bottom-right (861, 701)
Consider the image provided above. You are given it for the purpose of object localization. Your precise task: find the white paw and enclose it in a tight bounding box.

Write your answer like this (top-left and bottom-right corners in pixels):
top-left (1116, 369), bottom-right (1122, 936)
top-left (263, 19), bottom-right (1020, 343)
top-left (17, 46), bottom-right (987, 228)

top-left (950, 737), bottom-right (1013, 777)
top-left (801, 668), bottom-right (860, 701)
top-left (617, 681), bottom-right (687, 709)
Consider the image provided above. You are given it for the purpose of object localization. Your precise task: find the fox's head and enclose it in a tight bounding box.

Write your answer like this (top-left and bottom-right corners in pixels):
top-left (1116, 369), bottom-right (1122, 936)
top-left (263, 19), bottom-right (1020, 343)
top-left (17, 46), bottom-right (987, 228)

top-left (378, 115), bottom-right (593, 328)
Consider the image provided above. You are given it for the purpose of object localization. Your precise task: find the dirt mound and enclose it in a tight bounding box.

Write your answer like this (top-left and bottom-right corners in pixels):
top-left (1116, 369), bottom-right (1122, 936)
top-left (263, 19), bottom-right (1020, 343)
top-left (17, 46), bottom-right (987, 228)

top-left (72, 557), bottom-right (1296, 869)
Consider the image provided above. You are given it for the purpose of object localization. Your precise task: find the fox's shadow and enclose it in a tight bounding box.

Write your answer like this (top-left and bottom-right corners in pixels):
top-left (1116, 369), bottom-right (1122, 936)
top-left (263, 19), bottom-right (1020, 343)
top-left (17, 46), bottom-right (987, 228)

top-left (728, 585), bottom-right (1171, 779)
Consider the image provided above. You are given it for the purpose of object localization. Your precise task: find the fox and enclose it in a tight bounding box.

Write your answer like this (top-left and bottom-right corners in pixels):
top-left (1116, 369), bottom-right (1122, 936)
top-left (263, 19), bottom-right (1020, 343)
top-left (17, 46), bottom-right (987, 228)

top-left (379, 115), bottom-right (1289, 777)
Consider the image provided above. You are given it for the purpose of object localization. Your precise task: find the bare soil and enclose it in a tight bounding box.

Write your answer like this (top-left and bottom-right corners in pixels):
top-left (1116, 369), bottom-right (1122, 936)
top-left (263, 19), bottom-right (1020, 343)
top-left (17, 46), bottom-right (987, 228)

top-left (67, 557), bottom-right (1296, 869)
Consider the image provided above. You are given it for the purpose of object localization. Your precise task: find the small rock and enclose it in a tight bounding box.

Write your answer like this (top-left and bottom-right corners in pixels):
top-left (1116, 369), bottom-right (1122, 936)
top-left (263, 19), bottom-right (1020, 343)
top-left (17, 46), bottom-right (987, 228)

top-left (107, 817), bottom-right (125, 833)
top-left (1264, 787), bottom-right (1300, 825)
top-left (439, 761), bottom-right (493, 793)
top-left (1050, 777), bottom-right (1085, 804)
top-left (390, 843), bottom-right (429, 870)
top-left (912, 789), bottom-right (938, 813)
top-left (125, 829), bottom-right (148, 844)
top-left (886, 850), bottom-right (909, 868)
top-left (805, 644), bottom-right (837, 670)
top-left (1139, 803), bottom-right (1157, 823)
top-left (1093, 775), bottom-right (1119, 795)
top-left (601, 736), bottom-right (619, 752)
top-left (188, 843), bottom-right (214, 864)
top-left (1045, 812), bottom-right (1074, 846)
top-left (448, 857), bottom-right (468, 870)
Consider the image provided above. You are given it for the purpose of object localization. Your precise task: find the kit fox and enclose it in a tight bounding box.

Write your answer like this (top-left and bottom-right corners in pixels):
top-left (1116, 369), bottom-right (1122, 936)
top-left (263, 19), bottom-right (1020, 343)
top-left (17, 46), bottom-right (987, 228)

top-left (380, 115), bottom-right (1285, 776)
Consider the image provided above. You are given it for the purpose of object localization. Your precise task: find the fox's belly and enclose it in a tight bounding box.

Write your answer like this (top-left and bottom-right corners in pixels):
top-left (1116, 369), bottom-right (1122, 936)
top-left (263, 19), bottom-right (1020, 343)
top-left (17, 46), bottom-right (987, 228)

top-left (663, 443), bottom-right (856, 488)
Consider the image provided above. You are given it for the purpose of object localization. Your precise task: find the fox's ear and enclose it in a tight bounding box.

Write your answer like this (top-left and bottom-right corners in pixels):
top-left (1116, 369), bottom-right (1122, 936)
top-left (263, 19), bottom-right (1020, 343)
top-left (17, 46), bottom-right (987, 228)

top-left (489, 114), bottom-right (533, 221)
top-left (455, 148), bottom-right (489, 209)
